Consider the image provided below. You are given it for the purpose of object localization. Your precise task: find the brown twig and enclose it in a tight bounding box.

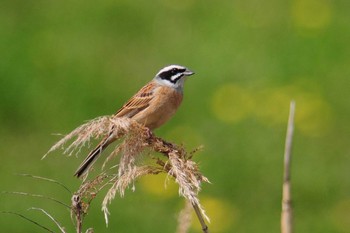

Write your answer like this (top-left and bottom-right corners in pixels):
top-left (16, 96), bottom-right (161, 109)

top-left (146, 132), bottom-right (180, 156)
top-left (71, 194), bottom-right (83, 233)
top-left (70, 173), bottom-right (111, 232)
top-left (192, 202), bottom-right (210, 233)
top-left (281, 101), bottom-right (295, 233)
top-left (148, 135), bottom-right (210, 232)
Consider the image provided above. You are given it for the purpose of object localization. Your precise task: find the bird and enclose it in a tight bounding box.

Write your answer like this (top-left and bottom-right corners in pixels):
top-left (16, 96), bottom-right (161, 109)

top-left (74, 64), bottom-right (195, 178)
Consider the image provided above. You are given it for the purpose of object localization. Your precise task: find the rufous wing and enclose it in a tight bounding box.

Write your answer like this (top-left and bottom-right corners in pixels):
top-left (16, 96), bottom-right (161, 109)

top-left (114, 82), bottom-right (157, 118)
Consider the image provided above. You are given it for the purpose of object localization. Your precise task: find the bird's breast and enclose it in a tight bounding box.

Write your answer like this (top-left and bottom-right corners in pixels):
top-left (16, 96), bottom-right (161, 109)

top-left (133, 86), bottom-right (183, 130)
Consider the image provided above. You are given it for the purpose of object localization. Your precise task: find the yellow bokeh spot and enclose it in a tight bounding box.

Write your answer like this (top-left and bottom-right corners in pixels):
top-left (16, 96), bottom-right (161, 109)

top-left (253, 85), bottom-right (333, 137)
top-left (330, 199), bottom-right (350, 232)
top-left (139, 173), bottom-right (178, 198)
top-left (212, 83), bottom-right (333, 137)
top-left (192, 197), bottom-right (238, 233)
top-left (294, 93), bottom-right (333, 137)
top-left (254, 86), bottom-right (296, 126)
top-left (211, 84), bottom-right (254, 124)
top-left (292, 0), bottom-right (332, 30)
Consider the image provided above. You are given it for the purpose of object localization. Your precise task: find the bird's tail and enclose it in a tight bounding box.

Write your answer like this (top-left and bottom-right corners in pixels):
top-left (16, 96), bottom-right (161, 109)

top-left (74, 135), bottom-right (114, 178)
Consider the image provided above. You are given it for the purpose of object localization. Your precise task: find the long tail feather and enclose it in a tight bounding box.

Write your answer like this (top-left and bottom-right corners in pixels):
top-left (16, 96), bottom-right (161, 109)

top-left (74, 136), bottom-right (114, 178)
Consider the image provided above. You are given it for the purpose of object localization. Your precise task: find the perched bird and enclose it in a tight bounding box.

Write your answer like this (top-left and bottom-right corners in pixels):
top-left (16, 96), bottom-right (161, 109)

top-left (74, 65), bottom-right (195, 178)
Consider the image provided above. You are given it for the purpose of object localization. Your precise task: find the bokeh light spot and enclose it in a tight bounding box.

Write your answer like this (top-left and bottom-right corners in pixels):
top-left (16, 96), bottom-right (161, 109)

top-left (292, 0), bottom-right (332, 30)
top-left (294, 93), bottom-right (333, 137)
top-left (139, 173), bottom-right (178, 198)
top-left (211, 84), bottom-right (254, 124)
top-left (254, 85), bottom-right (333, 137)
top-left (192, 197), bottom-right (238, 232)
top-left (254, 87), bottom-right (294, 126)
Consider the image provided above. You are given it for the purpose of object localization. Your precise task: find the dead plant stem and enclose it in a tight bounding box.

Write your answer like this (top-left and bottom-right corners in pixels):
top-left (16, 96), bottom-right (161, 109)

top-left (281, 101), bottom-right (295, 233)
top-left (192, 202), bottom-right (209, 233)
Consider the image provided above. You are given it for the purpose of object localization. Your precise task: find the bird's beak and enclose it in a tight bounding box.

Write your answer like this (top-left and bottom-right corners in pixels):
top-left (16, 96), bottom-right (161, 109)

top-left (183, 69), bottom-right (195, 76)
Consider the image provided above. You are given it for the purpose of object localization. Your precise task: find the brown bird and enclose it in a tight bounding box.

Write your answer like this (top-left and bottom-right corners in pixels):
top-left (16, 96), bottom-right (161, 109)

top-left (74, 65), bottom-right (194, 178)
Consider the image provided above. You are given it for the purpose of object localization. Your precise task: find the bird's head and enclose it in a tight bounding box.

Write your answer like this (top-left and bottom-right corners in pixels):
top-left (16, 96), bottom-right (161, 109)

top-left (154, 64), bottom-right (195, 91)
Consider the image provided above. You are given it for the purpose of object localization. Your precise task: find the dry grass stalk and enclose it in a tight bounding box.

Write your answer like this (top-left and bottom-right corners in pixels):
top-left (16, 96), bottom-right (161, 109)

top-left (2, 191), bottom-right (70, 209)
top-left (1, 211), bottom-right (56, 232)
top-left (43, 117), bottom-right (131, 159)
top-left (16, 173), bottom-right (72, 195)
top-left (29, 207), bottom-right (66, 233)
top-left (281, 101), bottom-right (295, 233)
top-left (45, 115), bottom-right (210, 232)
top-left (101, 165), bottom-right (163, 225)
top-left (70, 173), bottom-right (112, 233)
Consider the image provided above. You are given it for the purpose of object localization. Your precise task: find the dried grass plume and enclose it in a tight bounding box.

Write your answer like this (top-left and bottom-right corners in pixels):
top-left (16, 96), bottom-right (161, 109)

top-left (45, 115), bottom-right (210, 232)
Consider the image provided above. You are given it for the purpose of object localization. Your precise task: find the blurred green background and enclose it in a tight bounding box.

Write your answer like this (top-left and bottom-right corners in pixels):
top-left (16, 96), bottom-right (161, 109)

top-left (1, 0), bottom-right (350, 232)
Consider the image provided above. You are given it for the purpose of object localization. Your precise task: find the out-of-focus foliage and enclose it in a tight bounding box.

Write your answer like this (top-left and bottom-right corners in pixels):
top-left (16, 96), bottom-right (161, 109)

top-left (1, 0), bottom-right (349, 232)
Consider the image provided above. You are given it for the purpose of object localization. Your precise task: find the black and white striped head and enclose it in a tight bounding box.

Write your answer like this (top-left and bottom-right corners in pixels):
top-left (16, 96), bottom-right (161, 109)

top-left (154, 65), bottom-right (194, 90)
